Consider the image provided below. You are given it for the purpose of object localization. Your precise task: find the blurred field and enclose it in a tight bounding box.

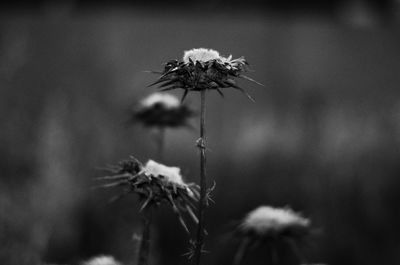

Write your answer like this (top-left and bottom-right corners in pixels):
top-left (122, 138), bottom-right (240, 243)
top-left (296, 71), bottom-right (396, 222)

top-left (1, 4), bottom-right (400, 265)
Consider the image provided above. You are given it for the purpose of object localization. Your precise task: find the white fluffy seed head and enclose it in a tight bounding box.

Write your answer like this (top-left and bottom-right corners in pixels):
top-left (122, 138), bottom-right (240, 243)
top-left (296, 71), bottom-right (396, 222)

top-left (144, 160), bottom-right (185, 186)
top-left (183, 48), bottom-right (221, 64)
top-left (241, 206), bottom-right (310, 235)
top-left (82, 255), bottom-right (122, 265)
top-left (140, 93), bottom-right (180, 109)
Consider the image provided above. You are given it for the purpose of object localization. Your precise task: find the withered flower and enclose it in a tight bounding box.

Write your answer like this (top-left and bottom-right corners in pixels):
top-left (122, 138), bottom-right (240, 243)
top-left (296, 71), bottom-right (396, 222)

top-left (133, 92), bottom-right (194, 128)
top-left (148, 48), bottom-right (262, 102)
top-left (95, 156), bottom-right (200, 233)
top-left (238, 206), bottom-right (311, 239)
top-left (233, 205), bottom-right (312, 265)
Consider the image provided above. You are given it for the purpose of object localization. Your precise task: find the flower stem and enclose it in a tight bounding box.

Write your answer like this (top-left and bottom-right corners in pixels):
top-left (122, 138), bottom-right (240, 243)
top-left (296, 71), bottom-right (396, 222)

top-left (271, 245), bottom-right (278, 265)
top-left (233, 238), bottom-right (249, 265)
top-left (137, 207), bottom-right (153, 265)
top-left (157, 127), bottom-right (166, 161)
top-left (287, 238), bottom-right (306, 264)
top-left (194, 89), bottom-right (207, 265)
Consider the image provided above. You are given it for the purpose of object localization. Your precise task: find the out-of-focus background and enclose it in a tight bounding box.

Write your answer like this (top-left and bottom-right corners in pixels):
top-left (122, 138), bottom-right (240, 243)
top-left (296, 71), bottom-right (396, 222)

top-left (1, 0), bottom-right (400, 264)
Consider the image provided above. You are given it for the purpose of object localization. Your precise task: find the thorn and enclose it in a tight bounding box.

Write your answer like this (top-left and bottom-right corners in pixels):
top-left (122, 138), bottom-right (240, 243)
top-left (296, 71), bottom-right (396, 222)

top-left (181, 89), bottom-right (189, 103)
top-left (215, 87), bottom-right (224, 98)
top-left (142, 70), bottom-right (162, 74)
top-left (196, 137), bottom-right (206, 149)
top-left (159, 78), bottom-right (180, 88)
top-left (94, 173), bottom-right (130, 181)
top-left (91, 180), bottom-right (127, 190)
top-left (182, 240), bottom-right (196, 260)
top-left (128, 170), bottom-right (145, 181)
top-left (233, 86), bottom-right (255, 102)
top-left (167, 193), bottom-right (190, 234)
top-left (108, 190), bottom-right (129, 204)
top-left (185, 205), bottom-right (199, 224)
top-left (160, 86), bottom-right (178, 92)
top-left (139, 191), bottom-right (153, 212)
top-left (240, 74), bottom-right (264, 86)
top-left (94, 166), bottom-right (119, 172)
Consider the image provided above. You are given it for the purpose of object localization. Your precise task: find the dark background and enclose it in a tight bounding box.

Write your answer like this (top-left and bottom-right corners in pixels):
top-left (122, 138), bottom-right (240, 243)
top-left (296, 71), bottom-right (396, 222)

top-left (1, 1), bottom-right (400, 264)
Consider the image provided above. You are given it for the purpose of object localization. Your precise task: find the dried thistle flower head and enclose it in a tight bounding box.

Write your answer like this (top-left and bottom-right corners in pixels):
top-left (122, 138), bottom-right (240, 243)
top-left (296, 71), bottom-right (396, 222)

top-left (133, 92), bottom-right (194, 128)
top-left (240, 206), bottom-right (310, 238)
top-left (95, 157), bottom-right (200, 234)
top-left (236, 205), bottom-right (311, 244)
top-left (148, 48), bottom-right (262, 102)
top-left (232, 206), bottom-right (312, 265)
top-left (82, 255), bottom-right (122, 265)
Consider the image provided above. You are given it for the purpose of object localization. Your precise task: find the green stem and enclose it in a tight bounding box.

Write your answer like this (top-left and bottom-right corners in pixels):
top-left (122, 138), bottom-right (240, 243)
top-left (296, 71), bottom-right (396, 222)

top-left (137, 208), bottom-right (153, 265)
top-left (194, 89), bottom-right (207, 265)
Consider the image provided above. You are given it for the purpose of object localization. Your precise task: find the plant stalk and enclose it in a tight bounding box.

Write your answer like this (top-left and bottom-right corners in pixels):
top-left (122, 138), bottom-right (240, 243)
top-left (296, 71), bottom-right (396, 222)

top-left (194, 89), bottom-right (207, 265)
top-left (233, 238), bottom-right (249, 265)
top-left (137, 127), bottom-right (165, 265)
top-left (157, 127), bottom-right (166, 161)
top-left (137, 208), bottom-right (153, 265)
top-left (271, 244), bottom-right (278, 265)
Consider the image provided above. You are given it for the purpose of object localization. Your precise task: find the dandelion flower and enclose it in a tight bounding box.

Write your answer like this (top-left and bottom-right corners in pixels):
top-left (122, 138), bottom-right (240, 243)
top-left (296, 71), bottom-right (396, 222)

top-left (95, 156), bottom-right (200, 234)
top-left (148, 48), bottom-right (262, 102)
top-left (82, 255), bottom-right (122, 265)
top-left (133, 92), bottom-right (194, 128)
